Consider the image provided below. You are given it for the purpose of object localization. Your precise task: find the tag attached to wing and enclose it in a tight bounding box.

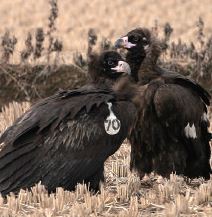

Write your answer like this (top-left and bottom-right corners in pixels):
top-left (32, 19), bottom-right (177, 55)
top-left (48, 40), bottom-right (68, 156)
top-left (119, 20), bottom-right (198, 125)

top-left (104, 102), bottom-right (121, 135)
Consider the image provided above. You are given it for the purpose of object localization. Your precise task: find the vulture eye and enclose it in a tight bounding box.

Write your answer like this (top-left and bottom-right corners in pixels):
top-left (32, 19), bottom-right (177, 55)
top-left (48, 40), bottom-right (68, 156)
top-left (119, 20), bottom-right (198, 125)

top-left (107, 59), bottom-right (114, 66)
top-left (142, 37), bottom-right (147, 41)
top-left (132, 35), bottom-right (139, 42)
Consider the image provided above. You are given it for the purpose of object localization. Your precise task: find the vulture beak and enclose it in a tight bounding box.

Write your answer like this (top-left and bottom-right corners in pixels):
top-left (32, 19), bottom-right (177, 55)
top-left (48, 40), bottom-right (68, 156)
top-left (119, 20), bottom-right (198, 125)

top-left (111, 61), bottom-right (131, 75)
top-left (115, 36), bottom-right (136, 49)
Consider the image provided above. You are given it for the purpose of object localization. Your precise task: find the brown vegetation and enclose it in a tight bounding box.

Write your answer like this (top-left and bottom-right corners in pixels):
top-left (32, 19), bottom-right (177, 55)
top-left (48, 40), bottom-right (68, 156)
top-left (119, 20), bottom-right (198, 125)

top-left (0, 1), bottom-right (211, 108)
top-left (0, 3), bottom-right (212, 107)
top-left (0, 20), bottom-right (212, 108)
top-left (0, 64), bottom-right (86, 108)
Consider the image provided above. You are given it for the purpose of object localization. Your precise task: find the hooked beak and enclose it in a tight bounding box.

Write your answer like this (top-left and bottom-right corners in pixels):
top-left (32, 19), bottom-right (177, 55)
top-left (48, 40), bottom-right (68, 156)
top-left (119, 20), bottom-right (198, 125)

top-left (115, 36), bottom-right (136, 49)
top-left (111, 61), bottom-right (131, 75)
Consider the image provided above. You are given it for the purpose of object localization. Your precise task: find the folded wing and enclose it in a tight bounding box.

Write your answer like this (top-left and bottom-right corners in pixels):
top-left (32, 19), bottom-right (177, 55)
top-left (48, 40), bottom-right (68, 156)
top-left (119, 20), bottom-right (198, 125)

top-left (0, 86), bottom-right (137, 195)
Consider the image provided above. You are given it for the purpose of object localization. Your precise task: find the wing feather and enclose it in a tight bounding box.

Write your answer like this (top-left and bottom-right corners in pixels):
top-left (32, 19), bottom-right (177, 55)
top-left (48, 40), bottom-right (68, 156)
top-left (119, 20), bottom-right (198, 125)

top-left (161, 69), bottom-right (211, 106)
top-left (0, 88), bottom-right (137, 195)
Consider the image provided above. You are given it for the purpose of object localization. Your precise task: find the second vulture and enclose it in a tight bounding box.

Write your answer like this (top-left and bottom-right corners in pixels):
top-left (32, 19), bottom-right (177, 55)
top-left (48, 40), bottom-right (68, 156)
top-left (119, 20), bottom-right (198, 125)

top-left (115, 28), bottom-right (211, 179)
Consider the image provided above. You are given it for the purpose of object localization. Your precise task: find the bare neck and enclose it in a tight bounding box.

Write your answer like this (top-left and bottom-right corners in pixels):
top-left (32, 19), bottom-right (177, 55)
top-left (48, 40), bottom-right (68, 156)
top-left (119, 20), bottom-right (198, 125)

top-left (127, 37), bottom-right (162, 84)
top-left (88, 76), bottom-right (115, 90)
top-left (126, 51), bottom-right (145, 82)
top-left (112, 76), bottom-right (146, 110)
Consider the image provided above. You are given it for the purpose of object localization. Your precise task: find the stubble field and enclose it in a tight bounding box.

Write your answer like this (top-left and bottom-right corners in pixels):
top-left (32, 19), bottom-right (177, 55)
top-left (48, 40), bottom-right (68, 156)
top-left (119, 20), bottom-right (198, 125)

top-left (0, 0), bottom-right (212, 63)
top-left (0, 0), bottom-right (211, 216)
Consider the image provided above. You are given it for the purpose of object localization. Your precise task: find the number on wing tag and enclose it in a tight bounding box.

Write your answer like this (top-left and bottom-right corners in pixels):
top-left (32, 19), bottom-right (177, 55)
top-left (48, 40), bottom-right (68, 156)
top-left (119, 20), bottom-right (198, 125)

top-left (104, 102), bottom-right (121, 135)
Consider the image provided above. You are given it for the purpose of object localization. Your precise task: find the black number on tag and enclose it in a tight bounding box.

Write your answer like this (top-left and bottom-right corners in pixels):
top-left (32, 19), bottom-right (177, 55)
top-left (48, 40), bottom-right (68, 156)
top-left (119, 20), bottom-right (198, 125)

top-left (112, 119), bottom-right (120, 130)
top-left (105, 119), bottom-right (111, 131)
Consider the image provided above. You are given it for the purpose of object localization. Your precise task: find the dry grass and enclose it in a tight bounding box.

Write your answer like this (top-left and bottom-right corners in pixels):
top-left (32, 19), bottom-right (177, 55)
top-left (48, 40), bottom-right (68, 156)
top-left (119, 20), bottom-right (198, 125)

top-left (0, 0), bottom-right (212, 63)
top-left (0, 102), bottom-right (211, 217)
top-left (0, 102), bottom-right (30, 133)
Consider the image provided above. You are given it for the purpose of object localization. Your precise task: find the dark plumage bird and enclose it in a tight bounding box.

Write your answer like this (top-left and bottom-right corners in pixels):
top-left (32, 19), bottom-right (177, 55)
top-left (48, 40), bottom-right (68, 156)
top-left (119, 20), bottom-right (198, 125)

top-left (115, 28), bottom-right (212, 179)
top-left (0, 51), bottom-right (137, 196)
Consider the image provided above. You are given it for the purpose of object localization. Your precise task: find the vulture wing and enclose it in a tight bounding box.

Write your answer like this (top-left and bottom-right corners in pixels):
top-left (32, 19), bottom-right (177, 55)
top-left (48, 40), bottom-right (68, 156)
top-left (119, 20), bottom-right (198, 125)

top-left (0, 86), bottom-right (137, 195)
top-left (160, 68), bottom-right (211, 106)
top-left (153, 83), bottom-right (211, 178)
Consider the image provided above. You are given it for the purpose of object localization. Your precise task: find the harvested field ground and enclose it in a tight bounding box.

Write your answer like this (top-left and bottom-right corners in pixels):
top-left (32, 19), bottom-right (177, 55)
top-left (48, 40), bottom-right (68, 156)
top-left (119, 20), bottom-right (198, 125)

top-left (0, 0), bottom-right (212, 216)
top-left (0, 103), bottom-right (211, 216)
top-left (0, 0), bottom-right (212, 63)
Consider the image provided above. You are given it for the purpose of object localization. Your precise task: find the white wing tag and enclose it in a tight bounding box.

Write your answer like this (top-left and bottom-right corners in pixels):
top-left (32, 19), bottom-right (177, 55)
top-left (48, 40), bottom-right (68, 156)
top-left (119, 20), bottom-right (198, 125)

top-left (104, 102), bottom-right (121, 135)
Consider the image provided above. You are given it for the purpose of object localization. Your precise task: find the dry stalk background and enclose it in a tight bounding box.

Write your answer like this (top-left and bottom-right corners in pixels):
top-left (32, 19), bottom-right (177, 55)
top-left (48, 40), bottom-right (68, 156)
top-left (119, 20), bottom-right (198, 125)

top-left (0, 0), bottom-right (212, 216)
top-left (0, 0), bottom-right (212, 108)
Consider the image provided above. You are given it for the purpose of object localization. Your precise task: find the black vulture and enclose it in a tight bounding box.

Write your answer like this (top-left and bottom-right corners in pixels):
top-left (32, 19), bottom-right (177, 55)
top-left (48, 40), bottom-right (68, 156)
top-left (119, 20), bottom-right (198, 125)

top-left (0, 51), bottom-right (137, 196)
top-left (115, 28), bottom-right (212, 179)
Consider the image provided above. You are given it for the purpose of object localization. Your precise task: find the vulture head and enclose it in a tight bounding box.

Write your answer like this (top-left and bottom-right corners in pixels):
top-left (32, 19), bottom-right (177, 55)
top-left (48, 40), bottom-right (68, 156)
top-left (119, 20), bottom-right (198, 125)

top-left (88, 51), bottom-right (131, 84)
top-left (115, 28), bottom-right (151, 55)
top-left (115, 28), bottom-right (162, 81)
